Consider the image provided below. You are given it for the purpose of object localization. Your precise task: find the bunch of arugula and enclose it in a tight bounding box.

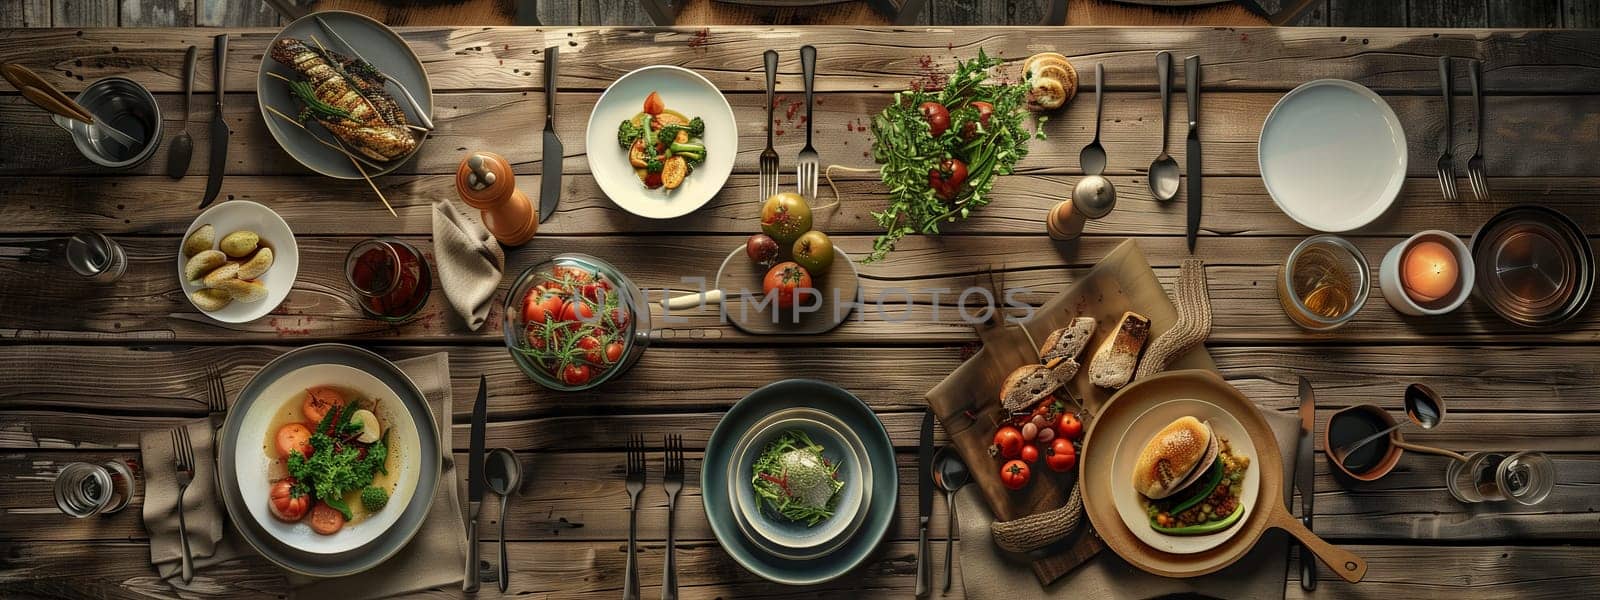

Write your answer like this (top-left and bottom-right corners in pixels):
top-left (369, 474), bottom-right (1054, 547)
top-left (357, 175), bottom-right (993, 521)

top-left (867, 49), bottom-right (1043, 262)
top-left (286, 401), bottom-right (389, 520)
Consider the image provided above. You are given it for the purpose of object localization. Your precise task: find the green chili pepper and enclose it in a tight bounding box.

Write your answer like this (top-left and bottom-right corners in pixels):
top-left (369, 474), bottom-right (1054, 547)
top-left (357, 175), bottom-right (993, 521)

top-left (1150, 503), bottom-right (1245, 535)
top-left (1168, 457), bottom-right (1226, 516)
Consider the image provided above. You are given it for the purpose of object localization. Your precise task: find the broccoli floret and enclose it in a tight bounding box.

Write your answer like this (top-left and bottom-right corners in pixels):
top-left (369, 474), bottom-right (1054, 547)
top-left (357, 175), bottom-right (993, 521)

top-left (645, 156), bottom-right (665, 174)
top-left (361, 486), bottom-right (389, 512)
top-left (655, 124), bottom-right (687, 147)
top-left (617, 119), bottom-right (644, 149)
top-left (669, 141), bottom-right (704, 155)
top-left (687, 116), bottom-right (705, 138)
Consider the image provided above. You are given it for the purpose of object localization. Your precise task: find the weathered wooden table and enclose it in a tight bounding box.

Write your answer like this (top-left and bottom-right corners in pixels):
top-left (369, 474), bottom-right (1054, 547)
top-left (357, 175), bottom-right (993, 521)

top-left (2, 26), bottom-right (1598, 599)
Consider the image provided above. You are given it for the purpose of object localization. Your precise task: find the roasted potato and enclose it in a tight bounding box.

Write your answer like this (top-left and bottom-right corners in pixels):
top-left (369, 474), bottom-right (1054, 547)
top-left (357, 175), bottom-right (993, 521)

top-left (214, 278), bottom-right (268, 303)
top-left (183, 224), bottom-right (215, 258)
top-left (202, 262), bottom-right (241, 288)
top-left (219, 230), bottom-right (260, 258)
top-left (190, 288), bottom-right (232, 312)
top-left (237, 247), bottom-right (274, 280)
top-left (184, 250), bottom-right (227, 283)
top-left (628, 138), bottom-right (649, 168)
top-left (661, 156), bottom-right (687, 190)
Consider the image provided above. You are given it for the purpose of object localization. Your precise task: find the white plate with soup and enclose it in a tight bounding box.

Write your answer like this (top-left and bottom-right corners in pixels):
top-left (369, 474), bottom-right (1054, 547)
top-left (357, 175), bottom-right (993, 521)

top-left (1111, 399), bottom-right (1260, 555)
top-left (584, 65), bottom-right (737, 220)
top-left (234, 364), bottom-right (421, 554)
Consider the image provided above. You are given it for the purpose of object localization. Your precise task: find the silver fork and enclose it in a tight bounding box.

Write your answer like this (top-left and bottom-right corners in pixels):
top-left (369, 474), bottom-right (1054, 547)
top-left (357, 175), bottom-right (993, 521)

top-left (796, 45), bottom-right (819, 201)
top-left (1435, 56), bottom-right (1457, 201)
top-left (204, 363), bottom-right (227, 414)
top-left (662, 434), bottom-right (684, 600)
top-left (623, 434), bottom-right (645, 600)
top-left (1467, 59), bottom-right (1489, 201)
top-left (759, 50), bottom-right (780, 202)
top-left (172, 426), bottom-right (196, 584)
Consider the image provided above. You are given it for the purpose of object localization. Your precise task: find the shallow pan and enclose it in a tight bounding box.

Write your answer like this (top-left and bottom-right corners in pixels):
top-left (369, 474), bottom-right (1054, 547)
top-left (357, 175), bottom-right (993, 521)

top-left (1080, 370), bottom-right (1366, 582)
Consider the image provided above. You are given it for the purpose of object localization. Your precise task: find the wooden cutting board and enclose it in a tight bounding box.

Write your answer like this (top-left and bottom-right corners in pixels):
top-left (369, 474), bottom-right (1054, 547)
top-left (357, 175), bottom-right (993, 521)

top-left (925, 239), bottom-right (1214, 584)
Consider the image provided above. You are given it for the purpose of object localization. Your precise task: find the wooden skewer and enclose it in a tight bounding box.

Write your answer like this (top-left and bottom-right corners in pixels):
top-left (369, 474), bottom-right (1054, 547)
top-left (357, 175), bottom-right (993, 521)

top-left (263, 104), bottom-right (396, 217)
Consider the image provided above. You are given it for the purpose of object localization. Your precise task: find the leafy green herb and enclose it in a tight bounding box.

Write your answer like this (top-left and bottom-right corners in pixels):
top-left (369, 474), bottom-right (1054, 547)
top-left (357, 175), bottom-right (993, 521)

top-left (288, 80), bottom-right (352, 121)
top-left (286, 401), bottom-right (388, 521)
top-left (866, 49), bottom-right (1041, 262)
top-left (750, 430), bottom-right (843, 527)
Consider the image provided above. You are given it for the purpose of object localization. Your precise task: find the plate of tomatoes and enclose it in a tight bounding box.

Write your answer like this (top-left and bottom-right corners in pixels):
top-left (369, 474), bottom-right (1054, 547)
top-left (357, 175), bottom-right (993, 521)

top-left (503, 254), bottom-right (650, 390)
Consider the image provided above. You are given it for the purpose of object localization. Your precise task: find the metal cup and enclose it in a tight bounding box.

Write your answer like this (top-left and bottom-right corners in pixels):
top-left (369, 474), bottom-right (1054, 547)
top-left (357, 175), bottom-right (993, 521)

top-left (51, 77), bottom-right (163, 169)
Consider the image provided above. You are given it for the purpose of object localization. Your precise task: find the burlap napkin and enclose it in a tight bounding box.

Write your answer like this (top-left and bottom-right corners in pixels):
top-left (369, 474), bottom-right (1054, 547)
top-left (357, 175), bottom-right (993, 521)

top-left (957, 409), bottom-right (1302, 600)
top-left (140, 353), bottom-right (468, 599)
top-left (432, 200), bottom-right (506, 331)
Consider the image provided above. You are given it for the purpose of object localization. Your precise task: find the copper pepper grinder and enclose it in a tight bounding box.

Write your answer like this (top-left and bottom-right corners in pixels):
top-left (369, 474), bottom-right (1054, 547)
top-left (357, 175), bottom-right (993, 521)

top-left (455, 151), bottom-right (538, 246)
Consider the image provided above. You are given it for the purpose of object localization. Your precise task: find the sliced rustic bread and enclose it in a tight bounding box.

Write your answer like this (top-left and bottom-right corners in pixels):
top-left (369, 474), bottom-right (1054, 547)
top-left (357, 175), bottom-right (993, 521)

top-left (1039, 317), bottom-right (1097, 367)
top-left (1000, 364), bottom-right (1064, 414)
top-left (1088, 311), bottom-right (1151, 389)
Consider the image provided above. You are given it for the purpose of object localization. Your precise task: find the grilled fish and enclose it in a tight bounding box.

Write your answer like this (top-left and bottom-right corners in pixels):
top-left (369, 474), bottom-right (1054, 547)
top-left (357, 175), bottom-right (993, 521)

top-left (270, 38), bottom-right (418, 162)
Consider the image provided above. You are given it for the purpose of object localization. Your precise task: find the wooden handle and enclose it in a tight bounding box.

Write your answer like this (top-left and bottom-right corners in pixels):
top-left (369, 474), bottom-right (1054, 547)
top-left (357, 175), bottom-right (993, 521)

top-left (1393, 439), bottom-right (1470, 463)
top-left (20, 86), bottom-right (93, 123)
top-left (1271, 508), bottom-right (1366, 583)
top-left (662, 289), bottom-right (723, 311)
top-left (3, 63), bottom-right (94, 123)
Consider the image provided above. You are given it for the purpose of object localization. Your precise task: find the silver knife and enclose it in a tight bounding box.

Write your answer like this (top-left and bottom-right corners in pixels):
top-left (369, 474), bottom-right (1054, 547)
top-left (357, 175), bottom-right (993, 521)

top-left (1296, 376), bottom-right (1317, 591)
top-left (915, 411), bottom-right (934, 597)
top-left (539, 46), bottom-right (562, 224)
top-left (199, 34), bottom-right (229, 210)
top-left (1184, 55), bottom-right (1201, 254)
top-left (464, 375), bottom-right (487, 592)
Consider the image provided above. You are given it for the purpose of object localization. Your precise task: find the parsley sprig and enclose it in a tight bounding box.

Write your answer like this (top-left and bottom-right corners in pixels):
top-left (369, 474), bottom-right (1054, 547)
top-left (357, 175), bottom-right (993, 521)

top-left (866, 49), bottom-right (1043, 262)
top-left (286, 401), bottom-right (389, 520)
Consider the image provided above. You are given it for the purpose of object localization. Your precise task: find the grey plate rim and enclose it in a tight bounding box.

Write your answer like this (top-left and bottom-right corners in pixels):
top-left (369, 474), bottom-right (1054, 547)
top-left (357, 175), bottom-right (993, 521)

top-left (701, 378), bottom-right (898, 586)
top-left (256, 10), bottom-right (432, 180)
top-left (215, 343), bottom-right (442, 578)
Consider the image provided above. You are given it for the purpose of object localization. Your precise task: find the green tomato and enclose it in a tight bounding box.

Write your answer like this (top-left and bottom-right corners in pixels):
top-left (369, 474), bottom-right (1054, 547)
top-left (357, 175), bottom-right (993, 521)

top-left (791, 230), bottom-right (835, 274)
top-left (760, 192), bottom-right (813, 245)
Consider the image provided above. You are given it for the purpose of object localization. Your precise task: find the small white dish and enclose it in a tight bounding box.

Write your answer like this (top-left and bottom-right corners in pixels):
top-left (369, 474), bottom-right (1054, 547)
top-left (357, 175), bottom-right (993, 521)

top-left (1380, 230), bottom-right (1475, 316)
top-left (232, 363), bottom-right (423, 554)
top-left (1111, 399), bottom-right (1260, 555)
top-left (1259, 80), bottom-right (1407, 233)
top-left (177, 201), bottom-right (299, 323)
top-left (584, 65), bottom-right (738, 220)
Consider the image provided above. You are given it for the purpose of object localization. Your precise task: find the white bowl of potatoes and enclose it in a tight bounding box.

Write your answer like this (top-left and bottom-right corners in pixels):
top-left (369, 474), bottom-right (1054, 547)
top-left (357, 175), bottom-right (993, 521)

top-left (179, 201), bottom-right (299, 323)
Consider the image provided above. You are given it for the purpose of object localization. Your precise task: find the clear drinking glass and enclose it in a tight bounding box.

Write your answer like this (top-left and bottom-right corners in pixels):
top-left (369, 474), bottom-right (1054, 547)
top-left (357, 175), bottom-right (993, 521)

top-left (344, 238), bottom-right (433, 322)
top-left (65, 231), bottom-right (127, 283)
top-left (1446, 451), bottom-right (1555, 505)
top-left (54, 461), bottom-right (135, 518)
top-left (1278, 235), bottom-right (1370, 330)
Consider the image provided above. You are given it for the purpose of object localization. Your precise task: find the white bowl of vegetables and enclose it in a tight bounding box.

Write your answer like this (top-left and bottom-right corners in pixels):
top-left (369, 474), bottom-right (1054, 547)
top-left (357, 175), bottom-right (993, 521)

top-left (727, 407), bottom-right (872, 560)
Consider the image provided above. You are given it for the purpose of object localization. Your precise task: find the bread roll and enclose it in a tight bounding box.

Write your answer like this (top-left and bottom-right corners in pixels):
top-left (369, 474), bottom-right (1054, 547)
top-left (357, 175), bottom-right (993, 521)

top-left (190, 288), bottom-right (233, 312)
top-left (1000, 363), bottom-right (1064, 414)
top-left (1023, 52), bottom-right (1078, 111)
top-left (1133, 416), bottom-right (1216, 500)
top-left (183, 224), bottom-right (215, 258)
top-left (236, 247), bottom-right (274, 280)
top-left (1088, 311), bottom-right (1150, 389)
top-left (184, 250), bottom-right (226, 283)
top-left (1040, 317), bottom-right (1097, 368)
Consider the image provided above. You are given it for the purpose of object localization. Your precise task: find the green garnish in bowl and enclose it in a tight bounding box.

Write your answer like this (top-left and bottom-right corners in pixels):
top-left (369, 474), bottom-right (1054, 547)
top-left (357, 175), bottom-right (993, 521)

top-left (750, 430), bottom-right (844, 527)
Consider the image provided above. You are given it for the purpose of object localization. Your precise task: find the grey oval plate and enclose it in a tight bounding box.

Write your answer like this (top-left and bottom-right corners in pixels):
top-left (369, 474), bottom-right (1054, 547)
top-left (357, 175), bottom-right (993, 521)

top-left (216, 343), bottom-right (441, 578)
top-left (257, 10), bottom-right (431, 180)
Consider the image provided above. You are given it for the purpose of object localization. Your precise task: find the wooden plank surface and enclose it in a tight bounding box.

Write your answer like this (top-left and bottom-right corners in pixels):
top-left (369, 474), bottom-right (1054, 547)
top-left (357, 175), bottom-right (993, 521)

top-left (51, 0), bottom-right (117, 26)
top-left (2, 22), bottom-right (1598, 600)
top-left (0, 0), bottom-right (51, 26)
top-left (119, 0), bottom-right (195, 27)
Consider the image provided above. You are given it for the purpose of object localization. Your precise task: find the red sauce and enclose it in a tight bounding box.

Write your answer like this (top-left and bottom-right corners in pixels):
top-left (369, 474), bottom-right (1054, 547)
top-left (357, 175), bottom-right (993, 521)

top-left (348, 240), bottom-right (431, 320)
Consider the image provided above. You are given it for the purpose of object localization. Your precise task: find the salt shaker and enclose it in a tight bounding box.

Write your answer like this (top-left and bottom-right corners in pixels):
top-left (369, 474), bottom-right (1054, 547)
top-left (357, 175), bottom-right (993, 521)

top-left (1048, 175), bottom-right (1117, 241)
top-left (455, 152), bottom-right (538, 246)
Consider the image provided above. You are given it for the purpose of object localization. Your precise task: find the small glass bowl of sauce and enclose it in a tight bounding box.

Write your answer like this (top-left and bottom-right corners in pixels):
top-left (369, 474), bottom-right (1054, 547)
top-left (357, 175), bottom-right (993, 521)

top-left (344, 238), bottom-right (432, 321)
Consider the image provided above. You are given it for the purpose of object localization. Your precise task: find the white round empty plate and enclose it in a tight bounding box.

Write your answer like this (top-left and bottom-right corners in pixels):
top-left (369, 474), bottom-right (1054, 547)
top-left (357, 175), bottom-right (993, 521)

top-left (1259, 80), bottom-right (1407, 233)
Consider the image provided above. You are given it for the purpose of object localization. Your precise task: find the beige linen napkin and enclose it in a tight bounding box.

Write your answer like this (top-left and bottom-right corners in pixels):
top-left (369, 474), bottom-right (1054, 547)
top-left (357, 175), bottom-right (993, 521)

top-left (140, 353), bottom-right (467, 599)
top-left (957, 409), bottom-right (1302, 600)
top-left (142, 417), bottom-right (244, 579)
top-left (432, 200), bottom-right (506, 331)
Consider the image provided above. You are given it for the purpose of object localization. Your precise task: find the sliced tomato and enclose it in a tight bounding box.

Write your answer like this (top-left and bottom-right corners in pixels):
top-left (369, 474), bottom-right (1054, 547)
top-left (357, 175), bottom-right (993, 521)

top-left (309, 502), bottom-right (346, 535)
top-left (643, 91), bottom-right (665, 116)
top-left (302, 386), bottom-right (346, 425)
top-left (275, 423), bottom-right (314, 459)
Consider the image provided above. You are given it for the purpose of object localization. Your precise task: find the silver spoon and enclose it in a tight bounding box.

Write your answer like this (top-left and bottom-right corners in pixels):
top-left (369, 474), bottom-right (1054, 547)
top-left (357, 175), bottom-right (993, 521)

top-left (1148, 52), bottom-right (1180, 201)
top-left (930, 447), bottom-right (970, 593)
top-left (1079, 62), bottom-right (1107, 176)
top-left (485, 448), bottom-right (522, 593)
top-left (1336, 383), bottom-right (1446, 467)
top-left (166, 45), bottom-right (196, 180)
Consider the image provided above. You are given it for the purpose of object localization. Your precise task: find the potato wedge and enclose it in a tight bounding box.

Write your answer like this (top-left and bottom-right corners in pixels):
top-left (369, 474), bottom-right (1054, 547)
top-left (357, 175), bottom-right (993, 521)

top-left (202, 262), bottom-right (241, 288)
top-left (183, 224), bottom-right (215, 258)
top-left (219, 230), bottom-right (260, 258)
top-left (214, 278), bottom-right (268, 303)
top-left (237, 247), bottom-right (274, 280)
top-left (628, 138), bottom-right (649, 168)
top-left (661, 156), bottom-right (687, 190)
top-left (184, 250), bottom-right (227, 283)
top-left (190, 288), bottom-right (232, 312)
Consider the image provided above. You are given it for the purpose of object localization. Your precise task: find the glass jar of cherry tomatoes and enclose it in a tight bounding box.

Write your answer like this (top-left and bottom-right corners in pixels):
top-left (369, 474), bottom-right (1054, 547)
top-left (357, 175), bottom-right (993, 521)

top-left (502, 254), bottom-right (650, 391)
top-left (344, 238), bottom-right (433, 322)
